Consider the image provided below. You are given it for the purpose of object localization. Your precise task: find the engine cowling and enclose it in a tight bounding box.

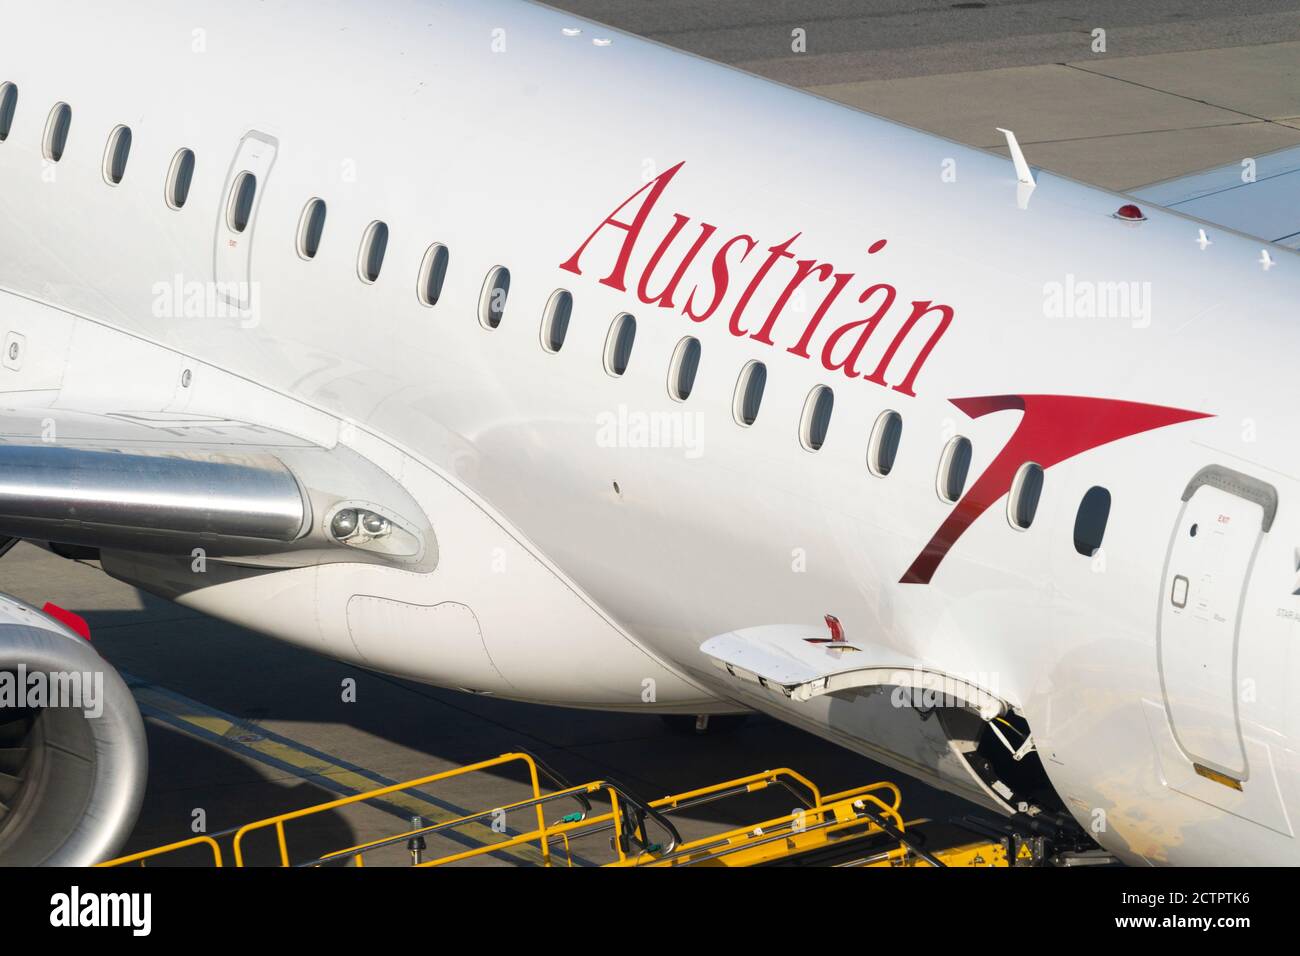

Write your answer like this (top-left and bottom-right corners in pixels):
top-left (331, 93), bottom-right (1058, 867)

top-left (0, 594), bottom-right (146, 866)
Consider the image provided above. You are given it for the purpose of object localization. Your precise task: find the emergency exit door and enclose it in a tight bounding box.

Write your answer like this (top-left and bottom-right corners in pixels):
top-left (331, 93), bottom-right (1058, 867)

top-left (1158, 466), bottom-right (1275, 784)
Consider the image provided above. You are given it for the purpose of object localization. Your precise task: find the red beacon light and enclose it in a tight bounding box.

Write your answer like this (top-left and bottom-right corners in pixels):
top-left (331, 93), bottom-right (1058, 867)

top-left (1114, 203), bottom-right (1146, 222)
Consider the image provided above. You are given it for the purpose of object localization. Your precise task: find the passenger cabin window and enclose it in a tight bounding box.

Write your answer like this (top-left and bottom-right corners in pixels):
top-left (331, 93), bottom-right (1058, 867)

top-left (1073, 486), bottom-right (1111, 556)
top-left (42, 102), bottom-right (71, 162)
top-left (297, 198), bottom-right (327, 260)
top-left (479, 266), bottom-right (510, 328)
top-left (800, 385), bottom-right (834, 451)
top-left (541, 289), bottom-right (573, 353)
top-left (0, 83), bottom-right (18, 141)
top-left (165, 148), bottom-right (195, 210)
top-left (1009, 462), bottom-right (1044, 531)
top-left (668, 336), bottom-right (701, 401)
top-left (937, 435), bottom-right (973, 503)
top-left (357, 220), bottom-right (389, 283)
top-left (102, 125), bottom-right (132, 185)
top-left (226, 171), bottom-right (257, 233)
top-left (604, 312), bottom-right (636, 376)
top-left (418, 244), bottom-right (450, 306)
top-left (733, 360), bottom-right (767, 426)
top-left (868, 410), bottom-right (903, 476)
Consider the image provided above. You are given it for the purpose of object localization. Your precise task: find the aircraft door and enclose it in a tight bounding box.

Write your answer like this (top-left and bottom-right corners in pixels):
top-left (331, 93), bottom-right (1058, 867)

top-left (213, 130), bottom-right (278, 312)
top-left (1157, 465), bottom-right (1275, 784)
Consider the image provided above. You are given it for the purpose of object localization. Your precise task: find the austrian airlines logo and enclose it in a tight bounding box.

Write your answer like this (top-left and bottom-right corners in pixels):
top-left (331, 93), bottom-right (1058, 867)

top-left (559, 161), bottom-right (953, 397)
top-left (901, 394), bottom-right (1211, 584)
top-left (557, 165), bottom-right (1210, 586)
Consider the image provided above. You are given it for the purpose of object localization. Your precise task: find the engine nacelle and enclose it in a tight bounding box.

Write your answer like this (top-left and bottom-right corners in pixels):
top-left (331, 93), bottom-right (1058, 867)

top-left (0, 594), bottom-right (146, 866)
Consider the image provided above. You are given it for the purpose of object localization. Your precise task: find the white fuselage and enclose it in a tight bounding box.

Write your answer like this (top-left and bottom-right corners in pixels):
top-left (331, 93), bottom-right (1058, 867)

top-left (1, 0), bottom-right (1298, 865)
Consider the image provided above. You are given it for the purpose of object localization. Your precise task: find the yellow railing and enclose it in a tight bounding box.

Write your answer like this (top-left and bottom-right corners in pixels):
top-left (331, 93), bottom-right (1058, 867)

top-left (391, 769), bottom-right (904, 868)
top-left (220, 762), bottom-right (885, 869)
top-left (107, 755), bottom-right (1002, 868)
top-left (610, 776), bottom-right (906, 867)
top-left (231, 752), bottom-right (550, 867)
top-left (414, 780), bottom-right (646, 867)
top-left (97, 834), bottom-right (224, 868)
top-left (308, 777), bottom-right (611, 868)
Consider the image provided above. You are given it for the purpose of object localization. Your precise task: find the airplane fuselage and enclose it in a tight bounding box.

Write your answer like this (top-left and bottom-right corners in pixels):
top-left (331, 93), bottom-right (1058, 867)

top-left (1, 0), bottom-right (1298, 865)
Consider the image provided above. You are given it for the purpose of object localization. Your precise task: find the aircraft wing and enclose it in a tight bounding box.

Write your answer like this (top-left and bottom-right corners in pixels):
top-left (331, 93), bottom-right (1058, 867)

top-left (1129, 144), bottom-right (1300, 249)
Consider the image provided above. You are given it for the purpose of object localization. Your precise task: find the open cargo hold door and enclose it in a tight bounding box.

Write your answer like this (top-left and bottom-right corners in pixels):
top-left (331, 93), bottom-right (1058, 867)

top-left (701, 624), bottom-right (1007, 719)
top-left (700, 623), bottom-right (1069, 823)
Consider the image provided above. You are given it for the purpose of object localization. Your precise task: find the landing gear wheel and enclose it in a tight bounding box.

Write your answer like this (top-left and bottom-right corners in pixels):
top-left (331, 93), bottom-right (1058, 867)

top-left (659, 714), bottom-right (749, 736)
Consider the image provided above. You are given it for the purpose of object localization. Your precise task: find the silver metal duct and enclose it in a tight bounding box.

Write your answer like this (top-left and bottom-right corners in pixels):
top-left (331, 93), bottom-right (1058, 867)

top-left (0, 443), bottom-right (309, 548)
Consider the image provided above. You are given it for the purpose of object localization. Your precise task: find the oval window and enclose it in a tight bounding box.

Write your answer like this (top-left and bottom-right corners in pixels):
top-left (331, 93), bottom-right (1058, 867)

top-left (937, 435), bottom-right (973, 503)
top-left (1009, 462), bottom-right (1045, 531)
top-left (102, 125), bottom-right (132, 185)
top-left (541, 289), bottom-right (573, 353)
top-left (418, 243), bottom-right (450, 307)
top-left (226, 171), bottom-right (257, 233)
top-left (297, 198), bottom-right (327, 260)
top-left (479, 266), bottom-right (510, 328)
top-left (1073, 486), bottom-right (1111, 556)
top-left (165, 148), bottom-right (195, 210)
top-left (0, 83), bottom-right (17, 142)
top-left (604, 313), bottom-right (636, 376)
top-left (800, 385), bottom-right (834, 451)
top-left (668, 336), bottom-right (701, 401)
top-left (42, 102), bottom-right (71, 162)
top-left (732, 360), bottom-right (767, 426)
top-left (868, 410), bottom-right (903, 477)
top-left (357, 220), bottom-right (389, 283)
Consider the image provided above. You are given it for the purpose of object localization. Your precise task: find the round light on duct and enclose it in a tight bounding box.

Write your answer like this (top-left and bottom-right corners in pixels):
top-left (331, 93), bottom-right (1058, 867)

top-left (330, 509), bottom-right (358, 539)
top-left (361, 512), bottom-right (389, 535)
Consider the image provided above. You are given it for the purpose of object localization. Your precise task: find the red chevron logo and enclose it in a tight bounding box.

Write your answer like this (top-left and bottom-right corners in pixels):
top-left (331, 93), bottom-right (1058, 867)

top-left (901, 394), bottom-right (1212, 584)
